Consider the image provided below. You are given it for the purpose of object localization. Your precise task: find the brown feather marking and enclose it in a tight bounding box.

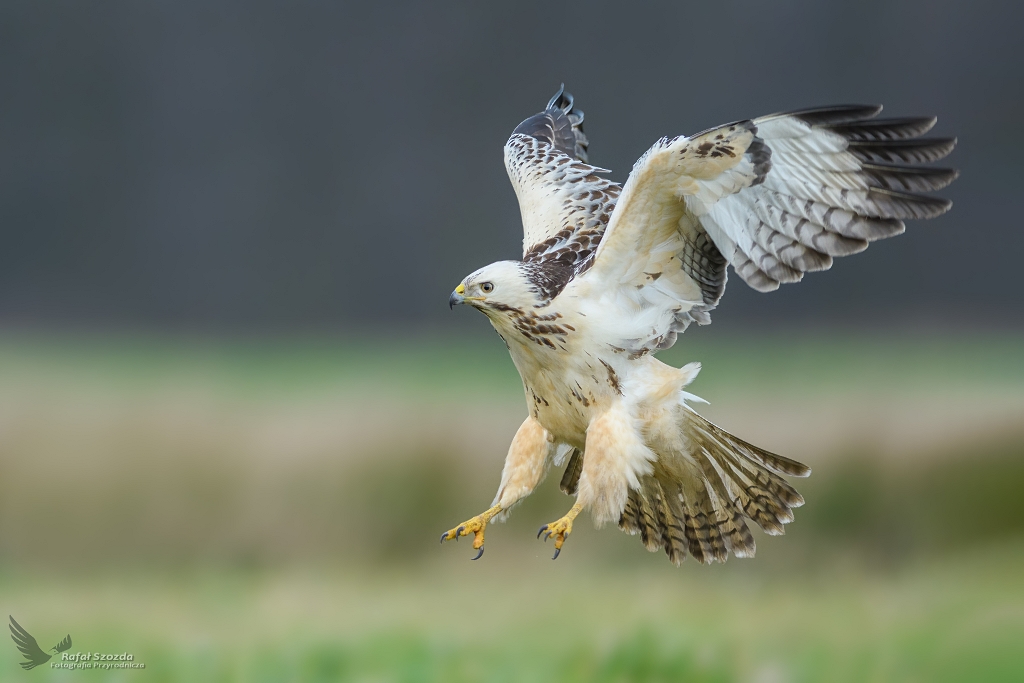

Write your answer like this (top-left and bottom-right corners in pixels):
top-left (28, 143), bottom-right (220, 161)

top-left (644, 477), bottom-right (686, 566)
top-left (599, 359), bottom-right (623, 395)
top-left (619, 492), bottom-right (639, 534)
top-left (635, 485), bottom-right (663, 553)
top-left (691, 448), bottom-right (757, 557)
top-left (671, 468), bottom-right (728, 564)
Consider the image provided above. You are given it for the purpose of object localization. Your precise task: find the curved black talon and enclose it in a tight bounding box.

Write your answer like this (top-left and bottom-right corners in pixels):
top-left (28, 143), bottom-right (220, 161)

top-left (440, 532), bottom-right (447, 544)
top-left (552, 547), bottom-right (561, 560)
top-left (455, 525), bottom-right (465, 540)
top-left (537, 525), bottom-right (549, 539)
top-left (470, 546), bottom-right (484, 561)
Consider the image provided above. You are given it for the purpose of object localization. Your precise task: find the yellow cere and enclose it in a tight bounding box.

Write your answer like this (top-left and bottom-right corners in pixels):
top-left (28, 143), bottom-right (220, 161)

top-left (455, 283), bottom-right (465, 295)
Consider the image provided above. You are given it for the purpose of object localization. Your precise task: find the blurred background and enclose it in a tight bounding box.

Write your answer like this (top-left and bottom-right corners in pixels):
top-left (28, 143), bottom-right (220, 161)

top-left (1, 1), bottom-right (1022, 681)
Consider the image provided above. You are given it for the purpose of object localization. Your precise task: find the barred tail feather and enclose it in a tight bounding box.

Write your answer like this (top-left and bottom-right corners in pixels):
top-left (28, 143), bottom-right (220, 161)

top-left (619, 477), bottom-right (688, 565)
top-left (616, 408), bottom-right (809, 565)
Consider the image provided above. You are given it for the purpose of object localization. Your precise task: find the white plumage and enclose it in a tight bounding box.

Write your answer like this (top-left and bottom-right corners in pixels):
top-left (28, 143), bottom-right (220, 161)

top-left (441, 87), bottom-right (956, 564)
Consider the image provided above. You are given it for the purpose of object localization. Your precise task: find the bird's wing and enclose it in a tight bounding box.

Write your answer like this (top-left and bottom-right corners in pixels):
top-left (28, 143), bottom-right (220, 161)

top-left (9, 617), bottom-right (52, 669)
top-left (567, 106), bottom-right (956, 355)
top-left (514, 84), bottom-right (592, 164)
top-left (53, 634), bottom-right (72, 653)
top-left (504, 87), bottom-right (621, 268)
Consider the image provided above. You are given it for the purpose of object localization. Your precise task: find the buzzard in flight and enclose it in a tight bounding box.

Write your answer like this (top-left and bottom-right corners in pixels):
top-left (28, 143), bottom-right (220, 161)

top-left (442, 87), bottom-right (956, 564)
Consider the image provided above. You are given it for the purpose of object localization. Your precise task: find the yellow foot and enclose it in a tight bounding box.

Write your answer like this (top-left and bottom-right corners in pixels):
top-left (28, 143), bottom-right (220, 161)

top-left (440, 504), bottom-right (501, 560)
top-left (538, 502), bottom-right (583, 560)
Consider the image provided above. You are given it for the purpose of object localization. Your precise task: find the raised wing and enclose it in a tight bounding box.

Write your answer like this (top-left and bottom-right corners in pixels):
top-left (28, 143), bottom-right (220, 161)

top-left (572, 106), bottom-right (956, 355)
top-left (709, 106), bottom-right (956, 291)
top-left (504, 87), bottom-right (620, 267)
top-left (9, 616), bottom-right (52, 670)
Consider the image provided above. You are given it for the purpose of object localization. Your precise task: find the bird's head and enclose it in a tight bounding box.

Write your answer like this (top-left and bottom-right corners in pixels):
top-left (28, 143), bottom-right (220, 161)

top-left (449, 261), bottom-right (540, 316)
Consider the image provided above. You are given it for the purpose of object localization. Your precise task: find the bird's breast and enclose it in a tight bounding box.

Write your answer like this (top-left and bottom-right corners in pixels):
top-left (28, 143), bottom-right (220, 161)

top-left (499, 307), bottom-right (576, 353)
top-left (510, 343), bottom-right (628, 449)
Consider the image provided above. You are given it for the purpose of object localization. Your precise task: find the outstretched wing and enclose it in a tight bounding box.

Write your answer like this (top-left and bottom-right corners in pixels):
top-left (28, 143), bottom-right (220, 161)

top-left (9, 616), bottom-right (52, 670)
top-left (570, 106), bottom-right (956, 355)
top-left (53, 634), bottom-right (72, 653)
top-left (504, 87), bottom-right (621, 272)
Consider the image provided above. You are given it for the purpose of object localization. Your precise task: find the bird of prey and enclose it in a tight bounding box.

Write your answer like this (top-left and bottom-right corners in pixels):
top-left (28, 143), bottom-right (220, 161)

top-left (9, 616), bottom-right (72, 670)
top-left (442, 86), bottom-right (956, 564)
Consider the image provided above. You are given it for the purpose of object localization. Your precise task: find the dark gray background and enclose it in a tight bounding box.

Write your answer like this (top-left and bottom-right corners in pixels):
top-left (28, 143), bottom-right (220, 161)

top-left (1, 1), bottom-right (1020, 333)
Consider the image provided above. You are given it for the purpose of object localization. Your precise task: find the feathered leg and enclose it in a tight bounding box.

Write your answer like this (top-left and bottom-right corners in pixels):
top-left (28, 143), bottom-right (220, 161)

top-left (441, 415), bottom-right (555, 559)
top-left (540, 405), bottom-right (656, 558)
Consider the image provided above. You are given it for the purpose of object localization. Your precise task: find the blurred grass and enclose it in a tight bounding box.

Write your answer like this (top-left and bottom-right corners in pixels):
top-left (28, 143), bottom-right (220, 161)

top-left (0, 330), bottom-right (1022, 681)
top-left (1, 549), bottom-right (1022, 682)
top-left (2, 328), bottom-right (1023, 397)
top-left (2, 330), bottom-right (1022, 571)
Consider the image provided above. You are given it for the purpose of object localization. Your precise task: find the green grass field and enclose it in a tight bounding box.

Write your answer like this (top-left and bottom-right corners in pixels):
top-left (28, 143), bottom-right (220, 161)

top-left (1, 331), bottom-right (1022, 682)
top-left (3, 548), bottom-right (1023, 682)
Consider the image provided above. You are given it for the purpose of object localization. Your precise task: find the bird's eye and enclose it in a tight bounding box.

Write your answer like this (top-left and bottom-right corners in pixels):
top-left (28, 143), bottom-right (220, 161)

top-left (480, 282), bottom-right (494, 293)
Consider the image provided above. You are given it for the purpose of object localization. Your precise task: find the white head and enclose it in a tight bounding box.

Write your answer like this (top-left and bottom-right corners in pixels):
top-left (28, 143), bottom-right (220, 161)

top-left (448, 260), bottom-right (543, 317)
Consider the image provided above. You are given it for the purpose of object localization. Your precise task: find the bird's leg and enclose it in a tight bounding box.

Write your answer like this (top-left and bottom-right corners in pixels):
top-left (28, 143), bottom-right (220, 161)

top-left (538, 405), bottom-right (649, 559)
top-left (440, 415), bottom-right (555, 560)
top-left (538, 501), bottom-right (583, 559)
top-left (440, 504), bottom-right (502, 560)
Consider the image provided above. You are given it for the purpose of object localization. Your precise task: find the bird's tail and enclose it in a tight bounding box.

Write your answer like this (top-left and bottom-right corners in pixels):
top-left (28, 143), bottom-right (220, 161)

top-left (621, 408), bottom-right (810, 564)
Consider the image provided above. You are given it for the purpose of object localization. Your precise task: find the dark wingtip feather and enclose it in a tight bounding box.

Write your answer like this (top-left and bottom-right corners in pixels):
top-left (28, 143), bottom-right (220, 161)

top-left (824, 116), bottom-right (937, 141)
top-left (867, 188), bottom-right (954, 219)
top-left (513, 85), bottom-right (590, 162)
top-left (861, 164), bottom-right (960, 193)
top-left (789, 104), bottom-right (884, 126)
top-left (848, 137), bottom-right (957, 164)
top-left (546, 83), bottom-right (569, 112)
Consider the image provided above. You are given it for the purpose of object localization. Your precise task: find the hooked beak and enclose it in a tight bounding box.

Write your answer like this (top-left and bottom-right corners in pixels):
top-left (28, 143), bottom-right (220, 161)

top-left (449, 283), bottom-right (465, 309)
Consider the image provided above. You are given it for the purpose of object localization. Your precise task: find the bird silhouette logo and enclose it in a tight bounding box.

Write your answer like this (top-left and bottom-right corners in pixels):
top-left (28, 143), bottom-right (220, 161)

top-left (9, 617), bottom-right (72, 670)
